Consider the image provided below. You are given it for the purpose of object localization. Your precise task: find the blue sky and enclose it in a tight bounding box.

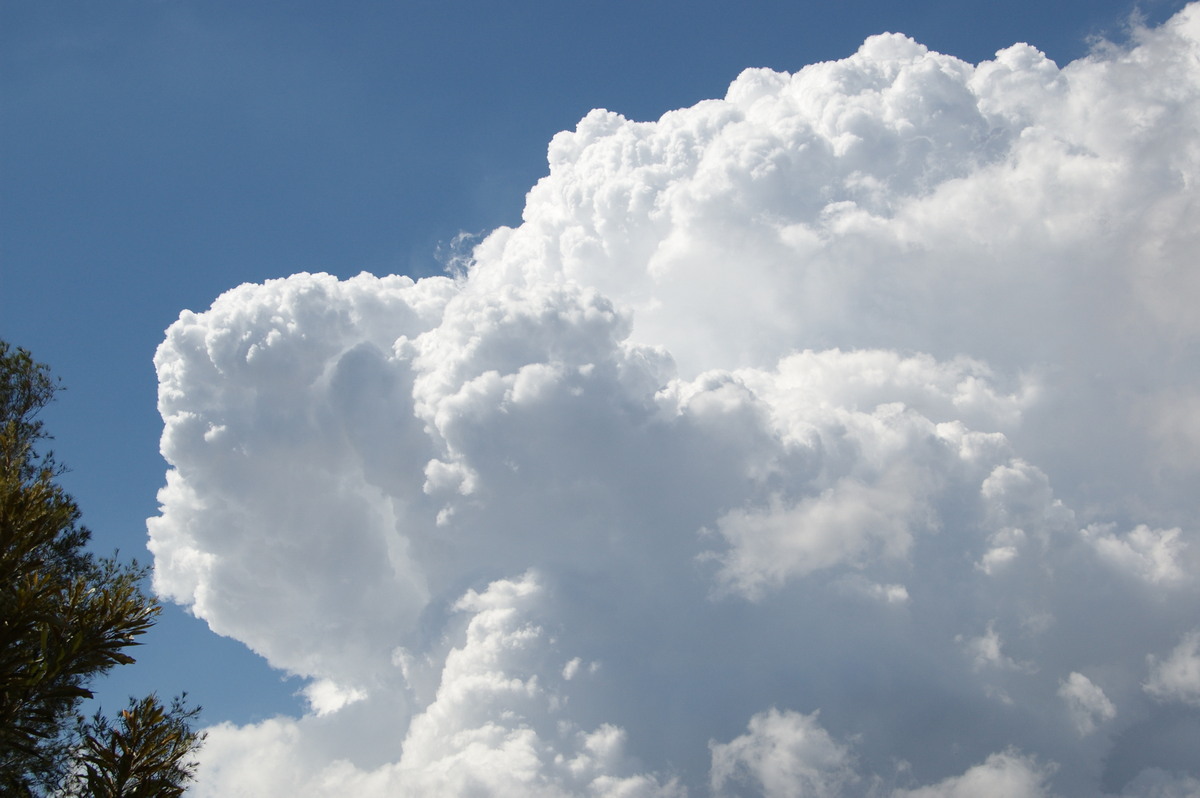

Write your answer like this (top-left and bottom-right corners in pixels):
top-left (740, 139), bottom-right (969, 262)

top-left (3, 1), bottom-right (1199, 795)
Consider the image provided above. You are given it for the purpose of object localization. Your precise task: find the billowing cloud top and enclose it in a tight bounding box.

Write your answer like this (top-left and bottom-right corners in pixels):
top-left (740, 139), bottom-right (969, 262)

top-left (150, 7), bottom-right (1200, 797)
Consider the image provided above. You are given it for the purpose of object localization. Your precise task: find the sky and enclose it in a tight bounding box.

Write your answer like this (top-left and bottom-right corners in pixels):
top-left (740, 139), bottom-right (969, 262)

top-left (2, 1), bottom-right (1200, 795)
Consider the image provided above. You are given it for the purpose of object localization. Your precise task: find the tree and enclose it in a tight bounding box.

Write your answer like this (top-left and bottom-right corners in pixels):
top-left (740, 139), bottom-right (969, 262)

top-left (72, 695), bottom-right (202, 798)
top-left (0, 340), bottom-right (203, 796)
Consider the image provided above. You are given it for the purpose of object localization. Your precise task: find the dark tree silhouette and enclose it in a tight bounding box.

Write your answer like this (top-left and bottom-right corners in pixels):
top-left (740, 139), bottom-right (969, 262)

top-left (0, 341), bottom-right (203, 796)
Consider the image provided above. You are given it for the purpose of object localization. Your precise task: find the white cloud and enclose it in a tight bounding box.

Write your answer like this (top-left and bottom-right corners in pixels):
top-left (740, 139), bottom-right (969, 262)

top-left (302, 679), bottom-right (367, 717)
top-left (709, 709), bottom-right (857, 798)
top-left (892, 750), bottom-right (1056, 798)
top-left (707, 712), bottom-right (1063, 798)
top-left (191, 573), bottom-right (682, 797)
top-left (1057, 672), bottom-right (1116, 736)
top-left (151, 6), bottom-right (1200, 796)
top-left (960, 622), bottom-right (1035, 675)
top-left (695, 351), bottom-right (1030, 599)
top-left (1083, 524), bottom-right (1189, 585)
top-left (706, 475), bottom-right (918, 599)
top-left (1144, 630), bottom-right (1200, 708)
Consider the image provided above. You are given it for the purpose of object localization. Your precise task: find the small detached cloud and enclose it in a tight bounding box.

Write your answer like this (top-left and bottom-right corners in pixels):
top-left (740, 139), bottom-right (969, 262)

top-left (152, 5), bottom-right (1200, 796)
top-left (1058, 672), bottom-right (1117, 737)
top-left (709, 709), bottom-right (858, 798)
top-left (1144, 630), bottom-right (1200, 709)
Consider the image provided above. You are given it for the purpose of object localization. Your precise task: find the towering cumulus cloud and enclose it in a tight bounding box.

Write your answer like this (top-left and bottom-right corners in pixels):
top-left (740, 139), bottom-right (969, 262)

top-left (150, 7), bottom-right (1200, 796)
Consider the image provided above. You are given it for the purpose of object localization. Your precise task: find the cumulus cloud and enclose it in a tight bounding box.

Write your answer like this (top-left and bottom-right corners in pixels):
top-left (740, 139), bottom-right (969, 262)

top-left (192, 573), bottom-right (683, 797)
top-left (1119, 769), bottom-right (1200, 798)
top-left (709, 709), bottom-right (858, 798)
top-left (892, 750), bottom-right (1056, 798)
top-left (1145, 630), bottom-right (1200, 708)
top-left (1083, 524), bottom-right (1189, 585)
top-left (1058, 672), bottom-right (1117, 737)
top-left (151, 5), bottom-right (1200, 796)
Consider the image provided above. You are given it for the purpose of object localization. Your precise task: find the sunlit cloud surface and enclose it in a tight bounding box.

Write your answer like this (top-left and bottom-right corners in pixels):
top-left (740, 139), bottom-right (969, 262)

top-left (150, 7), bottom-right (1200, 796)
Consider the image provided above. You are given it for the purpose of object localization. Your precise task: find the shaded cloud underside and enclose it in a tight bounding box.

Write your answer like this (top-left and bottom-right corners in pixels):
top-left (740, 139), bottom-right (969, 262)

top-left (150, 6), bottom-right (1200, 796)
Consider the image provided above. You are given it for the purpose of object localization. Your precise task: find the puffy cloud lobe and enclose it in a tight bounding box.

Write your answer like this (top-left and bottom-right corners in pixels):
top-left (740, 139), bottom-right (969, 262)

top-left (150, 6), bottom-right (1200, 797)
top-left (691, 349), bottom-right (1031, 599)
top-left (706, 712), bottom-right (1061, 798)
top-left (1083, 525), bottom-right (1189, 585)
top-left (1144, 631), bottom-right (1200, 708)
top-left (709, 709), bottom-right (857, 798)
top-left (150, 272), bottom-right (455, 682)
top-left (1058, 673), bottom-right (1117, 737)
top-left (192, 573), bottom-right (683, 797)
top-left (961, 622), bottom-right (1034, 676)
top-left (892, 751), bottom-right (1056, 798)
top-left (387, 573), bottom-right (683, 797)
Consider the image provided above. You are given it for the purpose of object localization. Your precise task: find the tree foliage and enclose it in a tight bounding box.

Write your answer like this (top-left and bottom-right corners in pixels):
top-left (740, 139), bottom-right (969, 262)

top-left (0, 341), bottom-right (203, 796)
top-left (72, 695), bottom-right (202, 798)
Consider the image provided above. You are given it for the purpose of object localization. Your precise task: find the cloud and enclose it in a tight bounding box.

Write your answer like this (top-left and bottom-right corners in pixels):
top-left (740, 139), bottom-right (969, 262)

top-left (892, 750), bottom-right (1056, 798)
top-left (302, 679), bottom-right (367, 718)
top-left (1119, 769), bottom-right (1200, 798)
top-left (709, 709), bottom-right (858, 798)
top-left (1145, 630), bottom-right (1200, 708)
top-left (192, 573), bottom-right (683, 797)
top-left (960, 622), bottom-right (1036, 675)
top-left (706, 713), bottom-right (1060, 798)
top-left (150, 5), bottom-right (1200, 796)
top-left (1058, 672), bottom-right (1117, 737)
top-left (1083, 524), bottom-right (1189, 585)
